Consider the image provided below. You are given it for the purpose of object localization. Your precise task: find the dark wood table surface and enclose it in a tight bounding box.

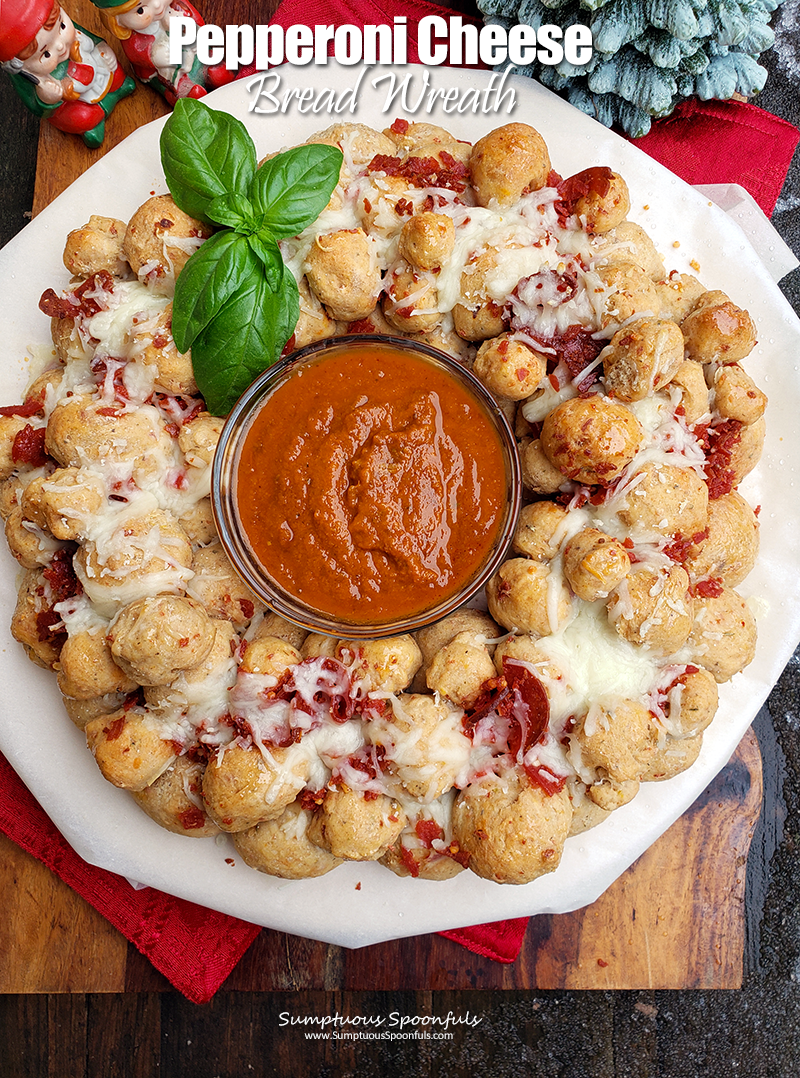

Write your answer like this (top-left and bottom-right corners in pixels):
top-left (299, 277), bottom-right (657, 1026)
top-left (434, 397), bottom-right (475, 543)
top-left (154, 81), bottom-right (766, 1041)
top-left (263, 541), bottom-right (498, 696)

top-left (1, 1), bottom-right (799, 1074)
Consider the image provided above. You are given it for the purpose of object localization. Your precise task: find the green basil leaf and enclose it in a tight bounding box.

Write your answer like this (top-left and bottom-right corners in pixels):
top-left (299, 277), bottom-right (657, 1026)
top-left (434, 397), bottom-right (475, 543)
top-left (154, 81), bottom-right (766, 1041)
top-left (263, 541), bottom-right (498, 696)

top-left (192, 259), bottom-right (300, 415)
top-left (172, 230), bottom-right (249, 353)
top-left (160, 98), bottom-right (257, 224)
top-left (250, 144), bottom-right (343, 238)
top-left (246, 230), bottom-right (285, 291)
top-left (207, 192), bottom-right (258, 233)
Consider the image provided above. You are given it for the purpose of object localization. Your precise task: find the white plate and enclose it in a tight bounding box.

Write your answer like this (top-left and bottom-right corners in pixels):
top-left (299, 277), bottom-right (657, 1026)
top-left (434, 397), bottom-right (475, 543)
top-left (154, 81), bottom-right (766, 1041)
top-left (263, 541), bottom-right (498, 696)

top-left (1, 64), bottom-right (799, 949)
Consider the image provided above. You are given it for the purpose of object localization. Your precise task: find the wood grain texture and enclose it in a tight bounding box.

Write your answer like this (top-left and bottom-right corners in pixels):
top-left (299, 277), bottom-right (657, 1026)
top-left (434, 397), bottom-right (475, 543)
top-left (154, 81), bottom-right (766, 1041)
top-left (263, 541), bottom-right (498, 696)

top-left (9, 0), bottom-right (763, 997)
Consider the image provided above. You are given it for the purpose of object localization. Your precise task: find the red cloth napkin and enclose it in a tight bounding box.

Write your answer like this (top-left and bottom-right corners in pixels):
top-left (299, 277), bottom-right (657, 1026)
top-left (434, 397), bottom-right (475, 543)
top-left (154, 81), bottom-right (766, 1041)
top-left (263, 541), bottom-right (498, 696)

top-left (1, 0), bottom-right (798, 1005)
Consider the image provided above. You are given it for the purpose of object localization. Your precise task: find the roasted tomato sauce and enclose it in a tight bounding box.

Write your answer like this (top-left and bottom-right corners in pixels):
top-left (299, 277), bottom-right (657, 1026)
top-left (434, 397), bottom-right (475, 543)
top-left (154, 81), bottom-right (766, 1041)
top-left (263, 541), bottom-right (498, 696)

top-left (234, 343), bottom-right (508, 624)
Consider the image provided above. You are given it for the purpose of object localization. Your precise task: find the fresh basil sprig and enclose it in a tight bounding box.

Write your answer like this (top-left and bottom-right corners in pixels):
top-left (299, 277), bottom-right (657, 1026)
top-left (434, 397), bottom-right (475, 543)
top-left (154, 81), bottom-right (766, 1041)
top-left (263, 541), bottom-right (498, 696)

top-left (160, 98), bottom-right (343, 415)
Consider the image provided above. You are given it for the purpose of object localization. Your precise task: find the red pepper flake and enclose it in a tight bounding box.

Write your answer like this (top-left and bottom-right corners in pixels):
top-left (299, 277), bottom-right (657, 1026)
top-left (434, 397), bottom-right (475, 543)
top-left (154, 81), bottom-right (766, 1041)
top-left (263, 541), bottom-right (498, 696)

top-left (178, 807), bottom-right (207, 830)
top-left (104, 715), bottom-right (126, 741)
top-left (11, 424), bottom-right (48, 467)
top-left (389, 117), bottom-right (410, 134)
top-left (395, 197), bottom-right (414, 216)
top-left (363, 198), bottom-right (372, 214)
top-left (239, 599), bottom-right (255, 620)
top-left (224, 858), bottom-right (235, 866)
top-left (399, 845), bottom-right (421, 878)
top-left (597, 958), bottom-right (609, 968)
top-left (299, 789), bottom-right (326, 812)
top-left (663, 528), bottom-right (709, 563)
top-left (355, 882), bottom-right (362, 891)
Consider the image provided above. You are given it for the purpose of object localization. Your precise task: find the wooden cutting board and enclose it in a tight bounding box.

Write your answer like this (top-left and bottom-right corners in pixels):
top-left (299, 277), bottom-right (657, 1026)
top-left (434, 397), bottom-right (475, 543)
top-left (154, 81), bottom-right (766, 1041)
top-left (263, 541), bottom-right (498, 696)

top-left (0, 0), bottom-right (764, 993)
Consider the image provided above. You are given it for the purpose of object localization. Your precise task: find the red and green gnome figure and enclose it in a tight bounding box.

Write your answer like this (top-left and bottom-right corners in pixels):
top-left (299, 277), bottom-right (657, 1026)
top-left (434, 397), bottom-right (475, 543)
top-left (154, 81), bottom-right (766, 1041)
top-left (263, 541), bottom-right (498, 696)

top-left (91, 0), bottom-right (234, 105)
top-left (0, 0), bottom-right (136, 147)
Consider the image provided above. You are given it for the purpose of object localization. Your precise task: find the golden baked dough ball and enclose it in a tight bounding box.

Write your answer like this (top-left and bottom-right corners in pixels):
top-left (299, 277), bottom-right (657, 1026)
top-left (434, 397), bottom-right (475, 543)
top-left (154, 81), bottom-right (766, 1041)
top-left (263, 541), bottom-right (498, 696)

top-left (563, 528), bottom-right (631, 602)
top-left (306, 787), bottom-right (405, 861)
top-left (655, 272), bottom-right (706, 323)
top-left (233, 801), bottom-right (343, 879)
top-left (567, 169), bottom-right (630, 234)
top-left (75, 508), bottom-right (193, 612)
top-left (294, 277), bottom-right (340, 349)
top-left (133, 302), bottom-right (197, 397)
top-left (305, 229), bottom-right (380, 322)
top-left (587, 777), bottom-right (640, 812)
top-left (639, 732), bottom-right (704, 781)
top-left (22, 467), bottom-right (105, 542)
top-left (336, 635), bottom-right (422, 693)
top-left (670, 360), bottom-right (710, 425)
top-left (0, 415), bottom-right (30, 482)
top-left (25, 367), bottom-right (64, 407)
top-left (681, 290), bottom-right (757, 364)
top-left (609, 565), bottom-right (694, 653)
top-left (108, 596), bottom-right (215, 686)
top-left (177, 414), bottom-right (223, 470)
top-left (574, 699), bottom-right (658, 783)
top-left (300, 633), bottom-right (339, 660)
top-left (519, 437), bottom-right (568, 495)
top-left (251, 612), bottom-right (308, 652)
top-left (596, 262), bottom-right (660, 329)
top-left (492, 634), bottom-right (561, 680)
top-left (425, 630), bottom-right (497, 709)
top-left (203, 742), bottom-right (309, 832)
top-left (662, 666), bottom-right (719, 738)
top-left (540, 396), bottom-right (643, 486)
top-left (133, 756), bottom-right (220, 837)
top-left (399, 212), bottom-right (455, 271)
top-left (239, 636), bottom-right (302, 679)
top-left (62, 691), bottom-right (126, 730)
top-left (144, 618), bottom-right (237, 712)
top-left (57, 628), bottom-right (138, 700)
top-left (730, 416), bottom-right (765, 485)
top-left (685, 586), bottom-right (756, 682)
top-left (178, 499), bottom-right (217, 548)
top-left (63, 215), bottom-right (129, 278)
top-left (373, 693), bottom-right (471, 801)
top-left (470, 123), bottom-right (551, 207)
top-left (617, 461), bottom-right (709, 538)
top-left (512, 501), bottom-right (569, 560)
top-left (307, 122), bottom-right (395, 166)
top-left (123, 195), bottom-right (212, 291)
top-left (413, 609), bottom-right (499, 691)
top-left (486, 558), bottom-right (572, 636)
top-left (11, 569), bottom-right (64, 669)
top-left (593, 220), bottom-right (665, 280)
top-left (683, 491), bottom-right (759, 588)
top-left (4, 508), bottom-right (61, 569)
top-left (86, 709), bottom-right (176, 792)
top-left (602, 317), bottom-right (685, 401)
top-left (453, 778), bottom-right (573, 884)
top-left (474, 334), bottom-right (547, 400)
top-left (186, 542), bottom-right (259, 627)
top-left (452, 249), bottom-right (508, 342)
top-left (45, 396), bottom-right (176, 483)
top-left (382, 263), bottom-right (441, 334)
top-left (713, 364), bottom-right (767, 426)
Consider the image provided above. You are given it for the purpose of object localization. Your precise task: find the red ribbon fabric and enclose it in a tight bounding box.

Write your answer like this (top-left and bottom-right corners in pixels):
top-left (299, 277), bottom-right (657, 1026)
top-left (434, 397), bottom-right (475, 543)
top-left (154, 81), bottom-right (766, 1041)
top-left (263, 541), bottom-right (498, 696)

top-left (1, 0), bottom-right (798, 1004)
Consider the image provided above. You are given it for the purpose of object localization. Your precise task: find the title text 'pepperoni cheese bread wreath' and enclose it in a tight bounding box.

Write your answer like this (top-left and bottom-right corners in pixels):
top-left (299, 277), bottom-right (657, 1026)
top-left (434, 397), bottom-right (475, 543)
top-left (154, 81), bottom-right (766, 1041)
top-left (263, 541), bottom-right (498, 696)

top-left (0, 119), bottom-right (764, 885)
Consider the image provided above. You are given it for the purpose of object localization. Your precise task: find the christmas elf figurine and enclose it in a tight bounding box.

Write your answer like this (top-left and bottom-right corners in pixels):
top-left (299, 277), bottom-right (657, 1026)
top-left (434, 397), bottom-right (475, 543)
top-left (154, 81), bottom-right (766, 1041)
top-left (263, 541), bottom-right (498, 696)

top-left (0, 0), bottom-right (136, 148)
top-left (92, 0), bottom-right (234, 105)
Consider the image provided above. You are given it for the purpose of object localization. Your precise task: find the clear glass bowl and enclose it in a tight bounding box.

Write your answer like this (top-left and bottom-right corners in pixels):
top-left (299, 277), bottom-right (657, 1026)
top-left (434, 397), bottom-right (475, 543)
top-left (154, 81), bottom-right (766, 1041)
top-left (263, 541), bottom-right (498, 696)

top-left (212, 334), bottom-right (521, 639)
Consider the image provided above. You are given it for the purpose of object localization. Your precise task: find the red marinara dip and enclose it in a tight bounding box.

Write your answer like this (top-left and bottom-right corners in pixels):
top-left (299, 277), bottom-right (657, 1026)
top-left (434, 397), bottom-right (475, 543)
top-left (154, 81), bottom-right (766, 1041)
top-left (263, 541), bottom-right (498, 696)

top-left (232, 341), bottom-right (510, 625)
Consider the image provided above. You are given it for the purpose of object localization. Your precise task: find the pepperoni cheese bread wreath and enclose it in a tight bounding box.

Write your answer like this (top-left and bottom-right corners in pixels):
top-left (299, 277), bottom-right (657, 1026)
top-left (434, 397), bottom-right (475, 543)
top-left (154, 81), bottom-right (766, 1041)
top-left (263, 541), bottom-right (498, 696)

top-left (0, 120), bottom-right (763, 885)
